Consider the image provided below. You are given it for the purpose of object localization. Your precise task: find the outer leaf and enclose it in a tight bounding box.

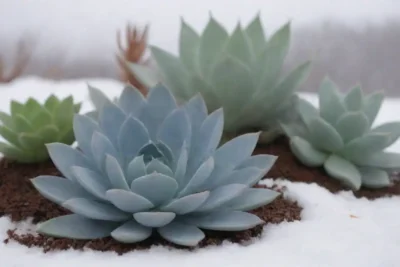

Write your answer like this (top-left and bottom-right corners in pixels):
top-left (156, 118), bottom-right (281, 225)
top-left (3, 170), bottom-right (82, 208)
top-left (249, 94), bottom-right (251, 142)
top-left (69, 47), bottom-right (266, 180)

top-left (198, 17), bottom-right (229, 77)
top-left (133, 212), bottom-right (176, 227)
top-left (150, 46), bottom-right (191, 98)
top-left (10, 100), bottom-right (24, 117)
top-left (179, 19), bottom-right (201, 71)
top-left (308, 117), bottom-right (344, 152)
top-left (127, 63), bottom-right (159, 88)
top-left (14, 114), bottom-right (33, 132)
top-left (18, 132), bottom-right (44, 150)
top-left (228, 188), bottom-right (280, 211)
top-left (319, 77), bottom-right (346, 125)
top-left (324, 154), bottom-right (362, 190)
top-left (0, 111), bottom-right (14, 128)
top-left (297, 98), bottom-right (318, 126)
top-left (37, 214), bottom-right (118, 239)
top-left (340, 132), bottom-right (392, 160)
top-left (158, 222), bottom-right (205, 247)
top-left (363, 92), bottom-right (384, 126)
top-left (0, 141), bottom-right (34, 162)
top-left (225, 24), bottom-right (254, 64)
top-left (0, 125), bottom-right (21, 147)
top-left (161, 191), bottom-right (209, 214)
top-left (370, 122), bottom-right (400, 147)
top-left (359, 167), bottom-right (391, 189)
top-left (244, 14), bottom-right (266, 56)
top-left (54, 96), bottom-right (74, 129)
top-left (23, 98), bottom-right (44, 120)
top-left (335, 112), bottom-right (369, 143)
top-left (72, 166), bottom-right (110, 201)
top-left (344, 86), bottom-right (363, 111)
top-left (44, 94), bottom-right (60, 112)
top-left (111, 220), bottom-right (152, 243)
top-left (355, 152), bottom-right (400, 171)
top-left (117, 86), bottom-right (146, 116)
top-left (290, 136), bottom-right (328, 167)
top-left (62, 198), bottom-right (130, 221)
top-left (73, 115), bottom-right (99, 156)
top-left (88, 85), bottom-right (113, 111)
top-left (187, 210), bottom-right (264, 231)
top-left (31, 175), bottom-right (91, 204)
top-left (196, 184), bottom-right (247, 212)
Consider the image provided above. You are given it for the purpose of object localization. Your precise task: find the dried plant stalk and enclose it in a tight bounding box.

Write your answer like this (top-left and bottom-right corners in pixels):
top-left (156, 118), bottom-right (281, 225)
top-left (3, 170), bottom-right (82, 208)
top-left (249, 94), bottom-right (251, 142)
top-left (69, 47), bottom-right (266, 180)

top-left (116, 23), bottom-right (149, 95)
top-left (0, 38), bottom-right (33, 83)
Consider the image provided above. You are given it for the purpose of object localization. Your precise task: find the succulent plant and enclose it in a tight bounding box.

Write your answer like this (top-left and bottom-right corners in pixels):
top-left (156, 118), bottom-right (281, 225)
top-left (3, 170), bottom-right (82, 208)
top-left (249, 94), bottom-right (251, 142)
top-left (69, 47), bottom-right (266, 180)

top-left (31, 84), bottom-right (280, 247)
top-left (128, 15), bottom-right (311, 143)
top-left (282, 77), bottom-right (400, 190)
top-left (0, 95), bottom-right (81, 163)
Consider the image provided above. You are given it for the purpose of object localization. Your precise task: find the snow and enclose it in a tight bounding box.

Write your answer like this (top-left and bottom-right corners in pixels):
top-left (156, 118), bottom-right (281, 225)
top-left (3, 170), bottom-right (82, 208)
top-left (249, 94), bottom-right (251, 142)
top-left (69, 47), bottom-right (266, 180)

top-left (0, 77), bottom-right (400, 267)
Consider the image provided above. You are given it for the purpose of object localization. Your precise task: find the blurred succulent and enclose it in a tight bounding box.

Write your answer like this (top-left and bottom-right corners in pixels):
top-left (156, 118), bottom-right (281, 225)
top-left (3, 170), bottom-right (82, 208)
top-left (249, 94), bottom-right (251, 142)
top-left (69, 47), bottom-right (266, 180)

top-left (0, 95), bottom-right (81, 163)
top-left (31, 84), bottom-right (279, 247)
top-left (282, 77), bottom-right (400, 190)
top-left (128, 15), bottom-right (311, 143)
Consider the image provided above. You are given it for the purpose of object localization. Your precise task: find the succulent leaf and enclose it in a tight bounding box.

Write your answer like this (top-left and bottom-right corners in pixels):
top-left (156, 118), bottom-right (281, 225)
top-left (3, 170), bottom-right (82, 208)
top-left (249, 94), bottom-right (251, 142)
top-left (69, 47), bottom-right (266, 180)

top-left (359, 167), bottom-right (391, 188)
top-left (32, 84), bottom-right (280, 246)
top-left (179, 20), bottom-right (201, 72)
top-left (290, 136), bottom-right (327, 167)
top-left (324, 154), bottom-right (362, 190)
top-left (318, 77), bottom-right (346, 125)
top-left (244, 14), bottom-right (267, 56)
top-left (335, 112), bottom-right (369, 143)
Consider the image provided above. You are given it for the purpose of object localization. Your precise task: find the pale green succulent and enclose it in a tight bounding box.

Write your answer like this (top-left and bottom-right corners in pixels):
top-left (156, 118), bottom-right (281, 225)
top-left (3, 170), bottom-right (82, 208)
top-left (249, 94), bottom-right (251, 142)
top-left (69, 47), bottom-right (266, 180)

top-left (0, 95), bottom-right (81, 163)
top-left (282, 77), bottom-right (400, 190)
top-left (129, 15), bottom-right (311, 143)
top-left (31, 84), bottom-right (280, 247)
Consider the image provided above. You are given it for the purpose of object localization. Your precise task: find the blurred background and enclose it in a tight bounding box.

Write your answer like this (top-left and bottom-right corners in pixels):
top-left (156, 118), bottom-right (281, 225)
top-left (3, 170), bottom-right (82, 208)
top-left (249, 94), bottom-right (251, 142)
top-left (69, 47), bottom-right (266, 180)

top-left (0, 0), bottom-right (399, 95)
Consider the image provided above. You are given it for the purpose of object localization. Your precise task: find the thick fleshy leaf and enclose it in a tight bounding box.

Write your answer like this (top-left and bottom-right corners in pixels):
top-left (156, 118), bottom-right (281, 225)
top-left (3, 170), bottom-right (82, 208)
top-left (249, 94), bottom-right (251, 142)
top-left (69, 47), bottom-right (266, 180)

top-left (105, 155), bottom-right (130, 190)
top-left (179, 19), bottom-right (201, 72)
top-left (319, 77), bottom-right (346, 125)
top-left (126, 156), bottom-right (147, 184)
top-left (62, 198), bottom-right (131, 221)
top-left (210, 56), bottom-right (253, 115)
top-left (118, 117), bottom-right (150, 163)
top-left (133, 212), bottom-right (176, 227)
top-left (73, 115), bottom-right (99, 156)
top-left (44, 94), bottom-right (60, 112)
top-left (0, 125), bottom-right (21, 147)
top-left (149, 47), bottom-right (190, 98)
top-left (196, 184), bottom-right (247, 212)
top-left (145, 159), bottom-right (173, 177)
top-left (162, 191), bottom-right (209, 214)
top-left (253, 22), bottom-right (290, 87)
top-left (344, 86), bottom-right (363, 111)
top-left (216, 167), bottom-right (267, 187)
top-left (18, 133), bottom-right (44, 150)
top-left (335, 112), bottom-right (369, 143)
top-left (106, 189), bottom-right (154, 213)
top-left (371, 122), bottom-right (400, 147)
top-left (91, 131), bottom-right (119, 170)
top-left (88, 85), bottom-right (113, 111)
top-left (30, 109), bottom-right (53, 129)
top-left (111, 220), bottom-right (152, 243)
top-left (340, 132), bottom-right (392, 160)
top-left (37, 214), bottom-right (118, 239)
top-left (359, 167), bottom-right (391, 189)
top-left (188, 76), bottom-right (220, 112)
top-left (214, 132), bottom-right (260, 168)
top-left (228, 188), bottom-right (280, 211)
top-left (308, 118), bottom-right (344, 152)
top-left (187, 210), bottom-right (264, 231)
top-left (179, 157), bottom-right (214, 196)
top-left (244, 15), bottom-right (266, 56)
top-left (297, 98), bottom-right (318, 126)
top-left (175, 145), bottom-right (188, 186)
top-left (72, 166), bottom-right (110, 201)
top-left (99, 104), bottom-right (126, 145)
top-left (54, 96), bottom-right (74, 129)
top-left (187, 108), bottom-right (223, 176)
top-left (355, 152), bottom-right (400, 171)
top-left (225, 24), bottom-right (254, 64)
top-left (0, 142), bottom-right (34, 162)
top-left (131, 173), bottom-right (178, 206)
top-left (138, 84), bottom-right (178, 140)
top-left (128, 63), bottom-right (159, 88)
top-left (363, 92), bottom-right (384, 126)
top-left (324, 154), bottom-right (361, 190)
top-left (10, 100), bottom-right (24, 117)
top-left (183, 94), bottom-right (208, 133)
top-left (0, 111), bottom-right (14, 128)
top-left (158, 222), bottom-right (205, 247)
top-left (47, 143), bottom-right (92, 182)
top-left (14, 114), bottom-right (33, 132)
top-left (237, 154), bottom-right (277, 172)
top-left (118, 86), bottom-right (146, 116)
top-left (266, 61), bottom-right (311, 113)
top-left (31, 175), bottom-right (91, 204)
top-left (36, 125), bottom-right (60, 144)
top-left (198, 17), bottom-right (229, 77)
top-left (157, 108), bottom-right (190, 161)
top-left (290, 136), bottom-right (328, 167)
top-left (22, 98), bottom-right (43, 120)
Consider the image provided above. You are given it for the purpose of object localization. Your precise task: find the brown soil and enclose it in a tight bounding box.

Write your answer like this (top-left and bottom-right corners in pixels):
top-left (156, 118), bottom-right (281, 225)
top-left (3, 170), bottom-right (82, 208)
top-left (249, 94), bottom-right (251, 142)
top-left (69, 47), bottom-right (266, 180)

top-left (0, 158), bottom-right (67, 223)
top-left (0, 158), bottom-right (302, 254)
top-left (257, 137), bottom-right (400, 200)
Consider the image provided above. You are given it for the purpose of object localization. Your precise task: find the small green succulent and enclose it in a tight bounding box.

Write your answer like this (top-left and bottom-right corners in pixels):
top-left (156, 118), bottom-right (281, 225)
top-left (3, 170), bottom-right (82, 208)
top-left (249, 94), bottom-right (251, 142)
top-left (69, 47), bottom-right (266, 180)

top-left (129, 14), bottom-right (311, 143)
top-left (282, 77), bottom-right (400, 190)
top-left (31, 84), bottom-right (280, 247)
top-left (0, 95), bottom-right (81, 163)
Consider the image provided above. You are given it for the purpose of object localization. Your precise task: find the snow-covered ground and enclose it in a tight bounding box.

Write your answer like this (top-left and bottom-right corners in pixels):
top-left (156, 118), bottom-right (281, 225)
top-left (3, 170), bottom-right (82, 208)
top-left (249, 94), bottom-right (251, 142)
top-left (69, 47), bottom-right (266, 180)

top-left (0, 78), bottom-right (399, 267)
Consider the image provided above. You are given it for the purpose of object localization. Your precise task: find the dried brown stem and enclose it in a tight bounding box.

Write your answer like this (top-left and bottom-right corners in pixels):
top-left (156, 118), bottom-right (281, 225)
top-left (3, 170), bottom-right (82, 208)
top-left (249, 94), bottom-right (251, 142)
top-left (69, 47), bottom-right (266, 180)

top-left (116, 23), bottom-right (149, 95)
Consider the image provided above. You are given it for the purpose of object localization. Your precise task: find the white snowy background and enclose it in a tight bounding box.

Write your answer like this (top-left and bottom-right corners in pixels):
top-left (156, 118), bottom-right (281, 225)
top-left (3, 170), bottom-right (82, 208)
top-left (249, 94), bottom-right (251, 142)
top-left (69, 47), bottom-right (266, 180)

top-left (0, 0), bottom-right (400, 266)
